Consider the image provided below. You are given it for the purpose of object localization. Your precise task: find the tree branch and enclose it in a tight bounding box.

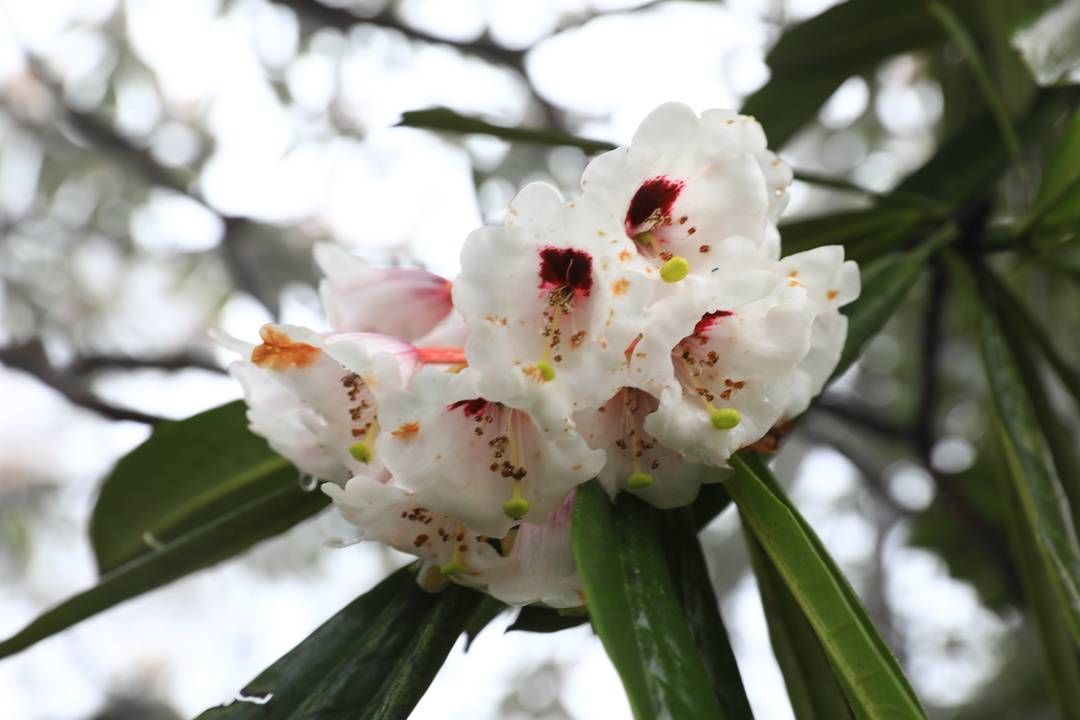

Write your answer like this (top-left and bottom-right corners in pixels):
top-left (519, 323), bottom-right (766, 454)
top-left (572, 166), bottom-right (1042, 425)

top-left (812, 396), bottom-right (913, 443)
top-left (70, 353), bottom-right (226, 375)
top-left (15, 61), bottom-right (279, 317)
top-left (0, 341), bottom-right (168, 425)
top-left (270, 0), bottom-right (562, 128)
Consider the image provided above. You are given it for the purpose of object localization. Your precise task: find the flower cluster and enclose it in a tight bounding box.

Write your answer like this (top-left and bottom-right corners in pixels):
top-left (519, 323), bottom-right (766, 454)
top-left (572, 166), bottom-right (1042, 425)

top-left (228, 103), bottom-right (859, 607)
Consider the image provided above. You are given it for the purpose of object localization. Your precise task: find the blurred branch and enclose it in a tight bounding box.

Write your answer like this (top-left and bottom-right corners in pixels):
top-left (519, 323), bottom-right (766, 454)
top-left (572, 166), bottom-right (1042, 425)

top-left (812, 397), bottom-right (912, 443)
top-left (278, 0), bottom-right (526, 67)
top-left (0, 341), bottom-right (167, 425)
top-left (915, 262), bottom-right (946, 461)
top-left (273, 0), bottom-right (562, 127)
top-left (70, 353), bottom-right (226, 375)
top-left (12, 61), bottom-right (280, 317)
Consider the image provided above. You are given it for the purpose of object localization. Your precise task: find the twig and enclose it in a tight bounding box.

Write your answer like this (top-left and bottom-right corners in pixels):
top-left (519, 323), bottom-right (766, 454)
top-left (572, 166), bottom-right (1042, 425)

top-left (271, 0), bottom-right (561, 127)
top-left (812, 397), bottom-right (912, 443)
top-left (70, 353), bottom-right (225, 375)
top-left (1, 341), bottom-right (168, 424)
top-left (17, 62), bottom-right (278, 317)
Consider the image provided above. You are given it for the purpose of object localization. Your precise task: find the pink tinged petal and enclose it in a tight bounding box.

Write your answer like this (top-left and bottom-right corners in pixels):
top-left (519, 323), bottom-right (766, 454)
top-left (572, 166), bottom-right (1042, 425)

top-left (376, 367), bottom-right (604, 538)
top-left (314, 243), bottom-right (453, 341)
top-left (323, 476), bottom-right (502, 573)
top-left (576, 387), bottom-right (710, 509)
top-left (478, 493), bottom-right (583, 608)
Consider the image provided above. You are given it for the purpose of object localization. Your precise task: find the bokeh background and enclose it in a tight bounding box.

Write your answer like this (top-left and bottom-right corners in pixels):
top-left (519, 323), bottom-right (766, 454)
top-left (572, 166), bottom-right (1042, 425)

top-left (0, 0), bottom-right (1074, 718)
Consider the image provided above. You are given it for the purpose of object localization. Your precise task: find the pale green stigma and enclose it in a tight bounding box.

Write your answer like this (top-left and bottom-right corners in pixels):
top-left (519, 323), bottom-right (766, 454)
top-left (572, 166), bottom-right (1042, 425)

top-left (627, 472), bottom-right (655, 490)
top-left (503, 479), bottom-right (531, 519)
top-left (535, 359), bottom-right (556, 382)
top-left (440, 558), bottom-right (467, 576)
top-left (502, 496), bottom-right (531, 520)
top-left (709, 407), bottom-right (741, 430)
top-left (349, 442), bottom-right (372, 463)
top-left (660, 256), bottom-right (690, 283)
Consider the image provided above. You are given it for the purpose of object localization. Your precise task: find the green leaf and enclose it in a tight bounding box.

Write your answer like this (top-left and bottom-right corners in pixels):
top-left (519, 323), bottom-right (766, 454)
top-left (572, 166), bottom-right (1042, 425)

top-left (745, 531), bottom-right (854, 720)
top-left (726, 453), bottom-right (926, 719)
top-left (979, 268), bottom-right (1080, 519)
top-left (91, 401), bottom-right (298, 573)
top-left (928, 1), bottom-right (1024, 172)
top-left (197, 567), bottom-right (482, 719)
top-left (742, 0), bottom-right (944, 147)
top-left (398, 107), bottom-right (616, 153)
top-left (833, 224), bottom-right (956, 380)
top-left (995, 443), bottom-right (1080, 720)
top-left (506, 604), bottom-right (589, 635)
top-left (691, 482), bottom-right (734, 529)
top-left (973, 271), bottom-right (1080, 645)
top-left (1026, 106), bottom-right (1080, 231)
top-left (899, 87), bottom-right (1071, 205)
top-left (780, 207), bottom-right (934, 265)
top-left (661, 508), bottom-right (754, 719)
top-left (0, 480), bottom-right (328, 661)
top-left (572, 481), bottom-right (725, 719)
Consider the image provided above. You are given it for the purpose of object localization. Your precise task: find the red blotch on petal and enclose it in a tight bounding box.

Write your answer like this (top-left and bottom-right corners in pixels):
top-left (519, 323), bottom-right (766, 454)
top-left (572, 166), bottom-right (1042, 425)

top-left (538, 247), bottom-right (593, 297)
top-left (448, 398), bottom-right (489, 417)
top-left (626, 176), bottom-right (684, 234)
top-left (693, 310), bottom-right (734, 338)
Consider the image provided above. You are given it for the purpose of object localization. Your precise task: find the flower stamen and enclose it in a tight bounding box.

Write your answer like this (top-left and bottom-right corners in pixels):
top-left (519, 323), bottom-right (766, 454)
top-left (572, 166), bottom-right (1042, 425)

top-left (440, 525), bottom-right (469, 575)
top-left (348, 419), bottom-right (380, 463)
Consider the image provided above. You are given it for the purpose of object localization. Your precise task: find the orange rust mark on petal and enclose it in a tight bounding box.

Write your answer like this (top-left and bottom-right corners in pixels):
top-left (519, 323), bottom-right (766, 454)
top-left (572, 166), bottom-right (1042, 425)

top-left (787, 270), bottom-right (799, 278)
top-left (392, 421), bottom-right (421, 439)
top-left (618, 249), bottom-right (632, 262)
top-left (826, 290), bottom-right (839, 300)
top-left (251, 326), bottom-right (321, 370)
top-left (624, 333), bottom-right (644, 364)
top-left (612, 278), bottom-right (630, 296)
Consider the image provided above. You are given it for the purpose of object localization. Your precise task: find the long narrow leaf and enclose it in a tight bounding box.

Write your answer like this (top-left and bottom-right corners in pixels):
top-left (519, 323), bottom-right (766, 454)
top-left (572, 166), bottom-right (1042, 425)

top-left (993, 433), bottom-right (1080, 720)
top-left (0, 481), bottom-right (328, 661)
top-left (91, 401), bottom-right (294, 573)
top-left (398, 108), bottom-right (616, 153)
top-left (979, 268), bottom-right (1080, 523)
top-left (727, 453), bottom-right (926, 719)
top-left (745, 530), bottom-right (854, 720)
top-left (974, 275), bottom-right (1080, 644)
top-left (741, 0), bottom-right (944, 147)
top-left (198, 568), bottom-right (482, 719)
top-left (928, 2), bottom-right (1023, 173)
top-left (662, 508), bottom-right (754, 718)
top-left (572, 481), bottom-right (724, 719)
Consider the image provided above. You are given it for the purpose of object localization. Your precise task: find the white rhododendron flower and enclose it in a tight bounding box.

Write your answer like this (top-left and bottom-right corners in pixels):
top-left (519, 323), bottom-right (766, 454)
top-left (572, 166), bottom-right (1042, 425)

top-left (453, 182), bottom-right (651, 424)
top-left (375, 365), bottom-right (605, 538)
top-left (576, 103), bottom-right (789, 285)
top-left (226, 102), bottom-right (859, 608)
top-left (229, 324), bottom-right (418, 484)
